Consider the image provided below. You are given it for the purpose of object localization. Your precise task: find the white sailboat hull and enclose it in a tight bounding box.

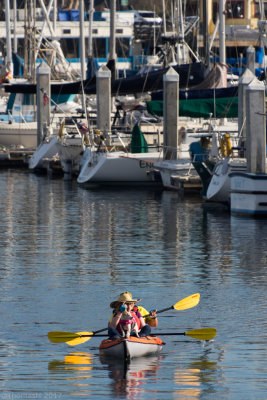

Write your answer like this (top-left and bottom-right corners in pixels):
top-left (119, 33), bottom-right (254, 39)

top-left (28, 136), bottom-right (58, 169)
top-left (56, 137), bottom-right (84, 175)
top-left (206, 158), bottom-right (247, 203)
top-left (77, 148), bottom-right (160, 185)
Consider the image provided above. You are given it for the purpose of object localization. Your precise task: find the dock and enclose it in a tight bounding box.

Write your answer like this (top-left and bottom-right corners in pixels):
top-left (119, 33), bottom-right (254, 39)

top-left (0, 148), bottom-right (35, 168)
top-left (169, 175), bottom-right (202, 192)
top-left (0, 148), bottom-right (64, 175)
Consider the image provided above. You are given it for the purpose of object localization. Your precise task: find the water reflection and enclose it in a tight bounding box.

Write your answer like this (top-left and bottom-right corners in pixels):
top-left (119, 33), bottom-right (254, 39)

top-left (49, 351), bottom-right (93, 371)
top-left (100, 355), bottom-right (161, 399)
top-left (48, 352), bottom-right (94, 395)
top-left (173, 348), bottom-right (221, 400)
top-left (230, 216), bottom-right (267, 285)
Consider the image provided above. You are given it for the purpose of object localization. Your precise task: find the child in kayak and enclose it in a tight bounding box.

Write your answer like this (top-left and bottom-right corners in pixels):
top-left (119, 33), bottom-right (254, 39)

top-left (108, 291), bottom-right (158, 340)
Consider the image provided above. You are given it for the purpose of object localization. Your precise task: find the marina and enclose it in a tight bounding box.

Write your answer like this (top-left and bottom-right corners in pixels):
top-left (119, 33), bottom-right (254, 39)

top-left (1, 1), bottom-right (267, 398)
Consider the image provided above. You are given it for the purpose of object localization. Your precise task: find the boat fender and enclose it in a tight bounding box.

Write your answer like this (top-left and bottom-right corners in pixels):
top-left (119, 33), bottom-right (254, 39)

top-left (220, 134), bottom-right (232, 157)
top-left (224, 134), bottom-right (232, 156)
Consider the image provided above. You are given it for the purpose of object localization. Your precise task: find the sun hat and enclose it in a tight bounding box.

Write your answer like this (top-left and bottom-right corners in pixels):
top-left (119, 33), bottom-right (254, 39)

top-left (110, 291), bottom-right (141, 308)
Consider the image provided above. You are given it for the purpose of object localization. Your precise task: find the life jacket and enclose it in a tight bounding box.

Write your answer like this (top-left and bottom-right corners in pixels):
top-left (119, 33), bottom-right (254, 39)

top-left (116, 311), bottom-right (141, 335)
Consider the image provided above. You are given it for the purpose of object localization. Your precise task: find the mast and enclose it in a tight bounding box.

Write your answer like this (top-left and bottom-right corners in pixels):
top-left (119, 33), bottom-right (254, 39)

top-left (4, 0), bottom-right (13, 73)
top-left (79, 0), bottom-right (86, 112)
top-left (88, 0), bottom-right (94, 59)
top-left (108, 0), bottom-right (116, 80)
top-left (202, 0), bottom-right (210, 67)
top-left (13, 0), bottom-right (17, 54)
top-left (219, 0), bottom-right (226, 65)
top-left (23, 0), bottom-right (29, 78)
top-left (79, 0), bottom-right (86, 80)
top-left (87, 0), bottom-right (95, 78)
top-left (162, 0), bottom-right (166, 36)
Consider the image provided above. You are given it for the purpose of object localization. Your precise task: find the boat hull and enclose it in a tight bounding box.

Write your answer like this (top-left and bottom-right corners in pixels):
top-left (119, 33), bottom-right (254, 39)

top-left (206, 158), bottom-right (247, 203)
top-left (29, 136), bottom-right (58, 169)
top-left (154, 158), bottom-right (200, 191)
top-left (230, 172), bottom-right (267, 216)
top-left (0, 121), bottom-right (37, 148)
top-left (99, 336), bottom-right (164, 359)
top-left (77, 148), bottom-right (161, 185)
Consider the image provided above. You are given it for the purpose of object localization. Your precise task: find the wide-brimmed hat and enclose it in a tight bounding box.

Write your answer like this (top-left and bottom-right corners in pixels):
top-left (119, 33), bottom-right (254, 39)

top-left (110, 291), bottom-right (141, 308)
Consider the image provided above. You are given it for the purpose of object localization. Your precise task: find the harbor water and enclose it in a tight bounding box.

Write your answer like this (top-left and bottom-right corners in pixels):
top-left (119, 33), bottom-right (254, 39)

top-left (0, 169), bottom-right (267, 400)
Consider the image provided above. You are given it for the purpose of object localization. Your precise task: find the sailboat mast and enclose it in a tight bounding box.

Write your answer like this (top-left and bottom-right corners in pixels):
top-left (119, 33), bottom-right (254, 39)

top-left (219, 0), bottom-right (226, 65)
top-left (202, 0), bottom-right (210, 67)
top-left (88, 0), bottom-right (94, 59)
top-left (23, 0), bottom-right (29, 78)
top-left (13, 0), bottom-right (18, 54)
top-left (108, 0), bottom-right (116, 80)
top-left (4, 0), bottom-right (13, 73)
top-left (79, 0), bottom-right (86, 80)
top-left (162, 0), bottom-right (166, 36)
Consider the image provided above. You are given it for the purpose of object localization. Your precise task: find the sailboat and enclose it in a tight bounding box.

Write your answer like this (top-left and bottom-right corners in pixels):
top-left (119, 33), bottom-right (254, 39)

top-left (77, 125), bottom-right (162, 186)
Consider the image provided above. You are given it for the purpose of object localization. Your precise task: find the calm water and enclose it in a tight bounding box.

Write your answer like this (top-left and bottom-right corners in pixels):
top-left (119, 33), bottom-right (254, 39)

top-left (0, 169), bottom-right (267, 400)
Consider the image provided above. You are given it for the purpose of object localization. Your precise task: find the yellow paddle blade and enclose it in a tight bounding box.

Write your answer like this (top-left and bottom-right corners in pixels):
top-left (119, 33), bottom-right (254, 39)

top-left (66, 332), bottom-right (94, 346)
top-left (48, 331), bottom-right (93, 344)
top-left (185, 328), bottom-right (217, 341)
top-left (173, 293), bottom-right (200, 311)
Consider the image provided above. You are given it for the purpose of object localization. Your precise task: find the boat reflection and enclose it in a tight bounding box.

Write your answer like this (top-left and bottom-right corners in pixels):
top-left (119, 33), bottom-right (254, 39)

top-left (48, 352), bottom-right (95, 396)
top-left (48, 352), bottom-right (94, 376)
top-left (100, 354), bottom-right (161, 399)
top-left (174, 358), bottom-right (218, 399)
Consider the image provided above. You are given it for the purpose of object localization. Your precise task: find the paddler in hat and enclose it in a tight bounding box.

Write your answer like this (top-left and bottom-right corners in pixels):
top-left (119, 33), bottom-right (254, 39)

top-left (108, 291), bottom-right (158, 340)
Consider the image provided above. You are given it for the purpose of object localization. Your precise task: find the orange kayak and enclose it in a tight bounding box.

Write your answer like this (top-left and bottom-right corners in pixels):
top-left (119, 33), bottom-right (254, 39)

top-left (99, 336), bottom-right (165, 359)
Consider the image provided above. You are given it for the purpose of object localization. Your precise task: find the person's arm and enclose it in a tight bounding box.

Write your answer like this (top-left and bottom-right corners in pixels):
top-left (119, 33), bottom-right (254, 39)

top-left (109, 312), bottom-right (122, 328)
top-left (137, 306), bottom-right (158, 327)
top-left (139, 315), bottom-right (146, 329)
top-left (146, 310), bottom-right (158, 327)
top-left (109, 304), bottom-right (126, 329)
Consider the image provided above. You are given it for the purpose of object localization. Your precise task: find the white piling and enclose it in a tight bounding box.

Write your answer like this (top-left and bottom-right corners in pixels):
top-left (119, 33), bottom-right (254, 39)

top-left (36, 62), bottom-right (51, 146)
top-left (238, 68), bottom-right (255, 141)
top-left (246, 78), bottom-right (266, 173)
top-left (163, 67), bottom-right (179, 159)
top-left (96, 65), bottom-right (111, 137)
top-left (246, 46), bottom-right (255, 74)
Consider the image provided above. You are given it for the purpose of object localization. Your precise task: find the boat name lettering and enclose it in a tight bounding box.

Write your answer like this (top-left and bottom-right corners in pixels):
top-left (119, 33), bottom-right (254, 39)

top-left (139, 161), bottom-right (153, 169)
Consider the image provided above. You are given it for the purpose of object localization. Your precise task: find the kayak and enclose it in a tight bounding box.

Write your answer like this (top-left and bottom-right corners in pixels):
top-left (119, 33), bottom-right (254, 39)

top-left (99, 336), bottom-right (165, 359)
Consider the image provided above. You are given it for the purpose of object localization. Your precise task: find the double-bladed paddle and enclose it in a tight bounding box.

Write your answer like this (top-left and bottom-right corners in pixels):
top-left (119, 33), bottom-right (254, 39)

top-left (48, 328), bottom-right (217, 344)
top-left (48, 293), bottom-right (201, 346)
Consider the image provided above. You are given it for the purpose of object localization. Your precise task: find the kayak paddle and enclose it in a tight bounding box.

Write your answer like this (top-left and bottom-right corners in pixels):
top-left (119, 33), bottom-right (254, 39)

top-left (48, 327), bottom-right (216, 345)
top-left (151, 293), bottom-right (200, 315)
top-left (48, 293), bottom-right (200, 346)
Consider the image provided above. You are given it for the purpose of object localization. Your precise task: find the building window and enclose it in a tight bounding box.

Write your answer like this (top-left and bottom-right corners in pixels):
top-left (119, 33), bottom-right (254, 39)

top-left (60, 38), bottom-right (79, 58)
top-left (93, 38), bottom-right (106, 59)
top-left (226, 1), bottom-right (244, 19)
top-left (116, 38), bottom-right (130, 58)
top-left (254, 1), bottom-right (267, 18)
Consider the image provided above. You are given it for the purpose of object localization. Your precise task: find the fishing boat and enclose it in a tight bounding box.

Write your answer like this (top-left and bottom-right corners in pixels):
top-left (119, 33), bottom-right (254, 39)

top-left (99, 336), bottom-right (164, 360)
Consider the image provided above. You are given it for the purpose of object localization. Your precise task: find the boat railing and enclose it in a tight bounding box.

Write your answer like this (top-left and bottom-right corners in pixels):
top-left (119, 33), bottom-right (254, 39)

top-left (7, 110), bottom-right (15, 123)
top-left (8, 110), bottom-right (34, 126)
top-left (158, 145), bottom-right (190, 161)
